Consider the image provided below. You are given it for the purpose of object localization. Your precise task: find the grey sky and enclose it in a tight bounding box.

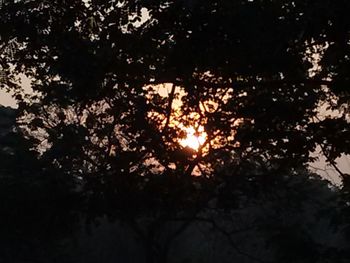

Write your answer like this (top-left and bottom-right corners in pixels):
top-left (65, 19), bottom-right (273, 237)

top-left (0, 89), bottom-right (16, 107)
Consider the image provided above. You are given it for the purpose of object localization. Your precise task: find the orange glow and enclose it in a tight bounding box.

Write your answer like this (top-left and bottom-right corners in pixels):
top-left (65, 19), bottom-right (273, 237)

top-left (179, 126), bottom-right (207, 150)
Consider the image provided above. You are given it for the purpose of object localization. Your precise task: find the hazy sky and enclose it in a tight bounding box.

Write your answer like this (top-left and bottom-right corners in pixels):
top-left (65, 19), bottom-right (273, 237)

top-left (0, 89), bottom-right (16, 107)
top-left (0, 73), bottom-right (31, 108)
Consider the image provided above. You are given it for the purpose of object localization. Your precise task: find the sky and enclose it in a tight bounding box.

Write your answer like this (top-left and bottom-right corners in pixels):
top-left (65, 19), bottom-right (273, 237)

top-left (0, 73), bottom-right (32, 107)
top-left (0, 89), bottom-right (15, 107)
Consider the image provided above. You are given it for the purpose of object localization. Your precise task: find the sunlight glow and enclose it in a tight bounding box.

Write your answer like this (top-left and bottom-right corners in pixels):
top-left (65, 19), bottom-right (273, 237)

top-left (179, 127), bottom-right (207, 150)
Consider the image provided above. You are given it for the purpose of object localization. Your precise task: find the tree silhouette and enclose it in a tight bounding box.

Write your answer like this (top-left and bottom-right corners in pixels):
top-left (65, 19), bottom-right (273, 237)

top-left (1, 0), bottom-right (350, 262)
top-left (0, 105), bottom-right (82, 262)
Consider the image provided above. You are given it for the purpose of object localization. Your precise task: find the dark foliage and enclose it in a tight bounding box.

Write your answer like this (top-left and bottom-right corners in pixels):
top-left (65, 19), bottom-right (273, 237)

top-left (1, 0), bottom-right (350, 262)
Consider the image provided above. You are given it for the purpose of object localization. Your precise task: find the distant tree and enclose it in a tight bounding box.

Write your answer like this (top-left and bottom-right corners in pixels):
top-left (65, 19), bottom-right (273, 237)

top-left (0, 105), bottom-right (81, 262)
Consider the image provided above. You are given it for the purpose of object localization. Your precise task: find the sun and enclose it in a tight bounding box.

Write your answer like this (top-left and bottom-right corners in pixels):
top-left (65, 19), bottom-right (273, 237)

top-left (179, 126), bottom-right (207, 150)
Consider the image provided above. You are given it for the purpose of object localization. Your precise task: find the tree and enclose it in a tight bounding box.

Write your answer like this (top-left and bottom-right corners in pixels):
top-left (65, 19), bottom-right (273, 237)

top-left (0, 107), bottom-right (80, 262)
top-left (1, 0), bottom-right (349, 175)
top-left (1, 0), bottom-right (350, 262)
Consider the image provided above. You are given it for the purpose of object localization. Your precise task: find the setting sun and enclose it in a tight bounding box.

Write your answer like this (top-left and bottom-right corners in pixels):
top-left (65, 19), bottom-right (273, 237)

top-left (179, 127), bottom-right (207, 150)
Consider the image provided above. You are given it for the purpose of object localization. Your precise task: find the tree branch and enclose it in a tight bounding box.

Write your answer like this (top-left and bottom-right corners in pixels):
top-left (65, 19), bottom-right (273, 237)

top-left (163, 84), bottom-right (176, 133)
top-left (149, 78), bottom-right (333, 90)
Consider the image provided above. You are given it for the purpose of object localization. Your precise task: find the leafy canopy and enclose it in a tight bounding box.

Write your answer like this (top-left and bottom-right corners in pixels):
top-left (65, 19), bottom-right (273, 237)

top-left (0, 0), bottom-right (349, 191)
